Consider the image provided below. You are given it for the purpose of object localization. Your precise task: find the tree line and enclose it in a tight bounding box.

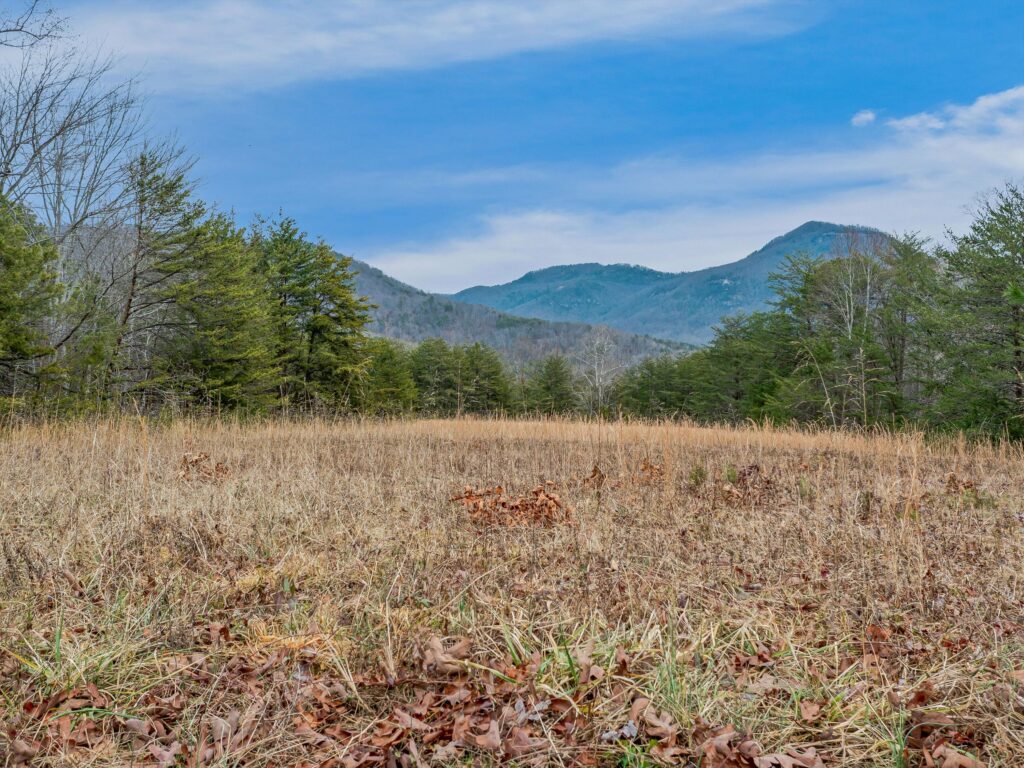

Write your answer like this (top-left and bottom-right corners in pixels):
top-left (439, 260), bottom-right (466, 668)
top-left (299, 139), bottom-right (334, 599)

top-left (2, 3), bottom-right (1023, 436)
top-left (616, 186), bottom-right (1024, 439)
top-left (0, 5), bottom-right (377, 415)
top-left (6, 178), bottom-right (1024, 438)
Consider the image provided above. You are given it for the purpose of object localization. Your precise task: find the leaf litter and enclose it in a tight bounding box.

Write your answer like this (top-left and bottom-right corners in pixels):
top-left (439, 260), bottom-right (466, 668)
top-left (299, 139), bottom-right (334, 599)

top-left (3, 419), bottom-right (1023, 766)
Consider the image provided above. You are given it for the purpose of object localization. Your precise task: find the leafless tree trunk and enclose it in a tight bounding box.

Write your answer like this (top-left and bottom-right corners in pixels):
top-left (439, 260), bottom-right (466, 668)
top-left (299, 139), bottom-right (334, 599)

top-left (575, 330), bottom-right (623, 415)
top-left (812, 231), bottom-right (892, 424)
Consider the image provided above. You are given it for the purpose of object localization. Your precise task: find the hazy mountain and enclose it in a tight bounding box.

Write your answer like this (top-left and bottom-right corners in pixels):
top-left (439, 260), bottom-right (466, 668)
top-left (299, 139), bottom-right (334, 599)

top-left (351, 259), bottom-right (690, 365)
top-left (452, 222), bottom-right (888, 344)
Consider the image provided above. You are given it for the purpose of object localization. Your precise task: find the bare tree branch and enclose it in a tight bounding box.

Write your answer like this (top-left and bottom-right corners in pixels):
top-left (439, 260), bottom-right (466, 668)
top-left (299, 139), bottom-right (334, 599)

top-left (0, 1), bottom-right (64, 48)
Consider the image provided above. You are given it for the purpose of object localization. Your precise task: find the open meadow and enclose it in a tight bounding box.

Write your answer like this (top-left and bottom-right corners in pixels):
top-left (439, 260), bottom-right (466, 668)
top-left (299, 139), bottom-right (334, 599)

top-left (1, 418), bottom-right (1023, 767)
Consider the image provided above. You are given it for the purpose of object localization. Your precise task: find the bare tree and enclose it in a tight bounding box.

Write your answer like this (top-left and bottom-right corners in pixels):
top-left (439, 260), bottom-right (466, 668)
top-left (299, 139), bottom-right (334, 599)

top-left (0, 45), bottom-right (143, 244)
top-left (575, 330), bottom-right (624, 415)
top-left (0, 1), bottom-right (64, 48)
top-left (0, 14), bottom-right (153, 396)
top-left (806, 230), bottom-right (893, 425)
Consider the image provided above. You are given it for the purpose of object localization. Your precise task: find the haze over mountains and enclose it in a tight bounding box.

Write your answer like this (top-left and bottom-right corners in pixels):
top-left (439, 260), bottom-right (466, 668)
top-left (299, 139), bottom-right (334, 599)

top-left (353, 221), bottom-right (885, 357)
top-left (351, 259), bottom-right (689, 366)
top-left (452, 222), bottom-right (886, 344)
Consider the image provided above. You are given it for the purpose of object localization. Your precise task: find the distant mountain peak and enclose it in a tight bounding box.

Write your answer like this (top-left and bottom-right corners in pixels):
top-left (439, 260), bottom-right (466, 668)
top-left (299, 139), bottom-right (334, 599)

top-left (452, 222), bottom-right (885, 345)
top-left (751, 220), bottom-right (878, 254)
top-left (789, 220), bottom-right (847, 233)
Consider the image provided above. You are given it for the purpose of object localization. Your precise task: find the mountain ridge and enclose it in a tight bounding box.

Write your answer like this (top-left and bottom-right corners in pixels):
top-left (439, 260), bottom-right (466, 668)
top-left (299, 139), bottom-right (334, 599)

top-left (350, 258), bottom-right (690, 366)
top-left (451, 221), bottom-right (888, 344)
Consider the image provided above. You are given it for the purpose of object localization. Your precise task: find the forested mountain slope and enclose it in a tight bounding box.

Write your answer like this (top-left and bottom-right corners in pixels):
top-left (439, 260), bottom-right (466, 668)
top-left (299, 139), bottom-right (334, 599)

top-left (351, 259), bottom-right (689, 365)
top-left (453, 222), bottom-right (887, 344)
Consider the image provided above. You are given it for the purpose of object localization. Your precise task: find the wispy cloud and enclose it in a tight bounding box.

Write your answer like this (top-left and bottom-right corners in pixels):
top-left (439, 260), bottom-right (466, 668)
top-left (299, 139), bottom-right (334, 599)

top-left (371, 86), bottom-right (1024, 292)
top-left (851, 109), bottom-right (876, 127)
top-left (66, 0), bottom-right (803, 92)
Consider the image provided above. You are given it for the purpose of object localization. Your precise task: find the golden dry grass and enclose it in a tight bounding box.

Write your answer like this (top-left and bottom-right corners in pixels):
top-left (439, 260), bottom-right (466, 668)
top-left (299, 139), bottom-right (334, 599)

top-left (1, 417), bottom-right (1023, 767)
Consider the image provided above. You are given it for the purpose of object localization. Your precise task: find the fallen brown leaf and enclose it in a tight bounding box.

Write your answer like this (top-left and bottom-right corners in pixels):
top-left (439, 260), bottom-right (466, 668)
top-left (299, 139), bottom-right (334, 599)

top-left (907, 680), bottom-right (941, 708)
top-left (504, 726), bottom-right (547, 757)
top-left (423, 637), bottom-right (472, 675)
top-left (798, 700), bottom-right (822, 723)
top-left (471, 719), bottom-right (502, 752)
top-left (755, 747), bottom-right (826, 768)
top-left (933, 744), bottom-right (986, 768)
top-left (8, 738), bottom-right (40, 766)
top-left (148, 740), bottom-right (182, 768)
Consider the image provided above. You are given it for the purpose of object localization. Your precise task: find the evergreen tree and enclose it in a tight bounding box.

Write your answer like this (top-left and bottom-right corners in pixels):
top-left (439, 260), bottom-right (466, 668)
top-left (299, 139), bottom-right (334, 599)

top-left (162, 215), bottom-right (279, 410)
top-left (940, 185), bottom-right (1024, 436)
top-left (257, 217), bottom-right (371, 410)
top-left (614, 356), bottom-right (668, 418)
top-left (525, 354), bottom-right (577, 414)
top-left (701, 312), bottom-right (796, 422)
top-left (409, 338), bottom-right (460, 415)
top-left (105, 148), bottom-right (206, 399)
top-left (615, 355), bottom-right (695, 418)
top-left (407, 339), bottom-right (512, 416)
top-left (875, 233), bottom-right (944, 422)
top-left (355, 337), bottom-right (417, 415)
top-left (0, 198), bottom-right (59, 395)
top-left (459, 342), bottom-right (512, 414)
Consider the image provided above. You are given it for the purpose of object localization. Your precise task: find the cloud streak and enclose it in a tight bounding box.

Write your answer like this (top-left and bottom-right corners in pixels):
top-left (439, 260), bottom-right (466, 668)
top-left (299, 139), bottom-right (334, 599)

top-left (371, 86), bottom-right (1024, 292)
top-left (851, 109), bottom-right (876, 127)
top-left (68, 0), bottom-right (799, 92)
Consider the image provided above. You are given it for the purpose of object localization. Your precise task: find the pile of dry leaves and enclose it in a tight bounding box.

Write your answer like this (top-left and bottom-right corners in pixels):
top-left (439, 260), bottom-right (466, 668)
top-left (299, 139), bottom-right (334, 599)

top-left (179, 452), bottom-right (229, 483)
top-left (451, 483), bottom-right (573, 527)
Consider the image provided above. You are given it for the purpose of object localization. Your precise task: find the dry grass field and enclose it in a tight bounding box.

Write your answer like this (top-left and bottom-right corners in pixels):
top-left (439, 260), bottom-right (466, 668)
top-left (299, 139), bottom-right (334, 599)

top-left (1, 418), bottom-right (1023, 767)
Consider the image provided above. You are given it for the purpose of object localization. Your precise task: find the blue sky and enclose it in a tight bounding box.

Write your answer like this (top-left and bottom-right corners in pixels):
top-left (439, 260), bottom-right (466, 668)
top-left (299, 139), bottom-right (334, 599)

top-left (67, 0), bottom-right (1024, 291)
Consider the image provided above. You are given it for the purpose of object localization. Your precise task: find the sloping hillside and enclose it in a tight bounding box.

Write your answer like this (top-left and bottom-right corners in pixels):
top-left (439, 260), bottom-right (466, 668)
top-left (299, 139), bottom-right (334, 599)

top-left (351, 259), bottom-right (689, 365)
top-left (453, 222), bottom-right (887, 344)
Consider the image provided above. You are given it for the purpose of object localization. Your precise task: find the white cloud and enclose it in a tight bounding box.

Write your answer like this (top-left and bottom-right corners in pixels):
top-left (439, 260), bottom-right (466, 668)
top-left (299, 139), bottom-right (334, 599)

top-left (851, 109), bottom-right (876, 127)
top-left (370, 86), bottom-right (1024, 292)
top-left (67, 0), bottom-right (797, 92)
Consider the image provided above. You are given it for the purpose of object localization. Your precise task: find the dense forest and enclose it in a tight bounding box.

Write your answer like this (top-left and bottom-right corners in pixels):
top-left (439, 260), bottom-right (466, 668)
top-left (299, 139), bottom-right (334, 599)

top-left (1, 5), bottom-right (1023, 437)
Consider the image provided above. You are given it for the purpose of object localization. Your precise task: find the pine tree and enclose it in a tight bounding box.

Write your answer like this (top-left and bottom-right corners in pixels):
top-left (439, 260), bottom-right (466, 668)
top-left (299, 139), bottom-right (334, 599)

top-left (409, 338), bottom-right (460, 415)
top-left (875, 233), bottom-right (943, 422)
top-left (699, 312), bottom-right (794, 422)
top-left (459, 343), bottom-right (511, 414)
top-left (354, 337), bottom-right (417, 415)
top-left (940, 184), bottom-right (1024, 436)
top-left (105, 148), bottom-right (206, 399)
top-left (303, 241), bottom-right (372, 408)
top-left (614, 355), bottom-right (686, 418)
top-left (162, 215), bottom-right (279, 410)
top-left (0, 197), bottom-right (59, 395)
top-left (405, 340), bottom-right (512, 415)
top-left (525, 355), bottom-right (577, 414)
top-left (257, 217), bottom-right (371, 410)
